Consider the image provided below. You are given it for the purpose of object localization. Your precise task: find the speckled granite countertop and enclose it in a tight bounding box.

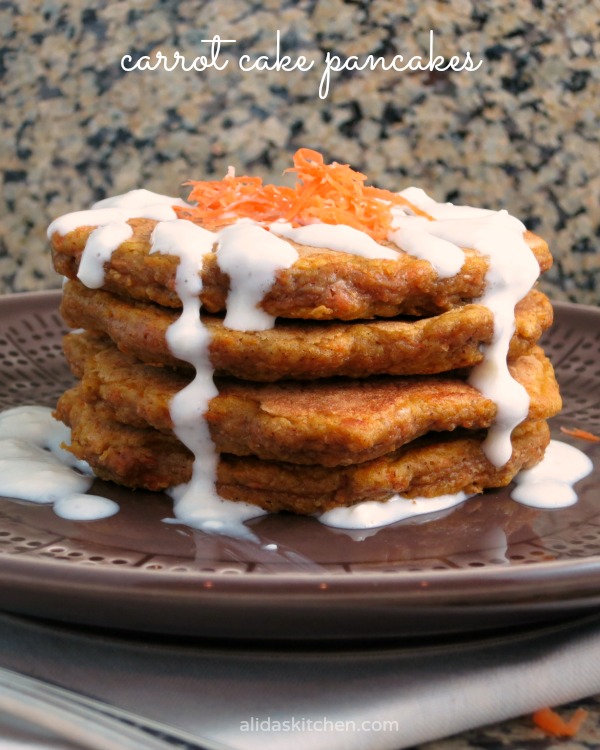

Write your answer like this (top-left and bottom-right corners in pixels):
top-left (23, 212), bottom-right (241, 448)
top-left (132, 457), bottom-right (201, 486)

top-left (415, 697), bottom-right (600, 750)
top-left (2, 1), bottom-right (600, 748)
top-left (413, 697), bottom-right (600, 750)
top-left (2, 0), bottom-right (599, 303)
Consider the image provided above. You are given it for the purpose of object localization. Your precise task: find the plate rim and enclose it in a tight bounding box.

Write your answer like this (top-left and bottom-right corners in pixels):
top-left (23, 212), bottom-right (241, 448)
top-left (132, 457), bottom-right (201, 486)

top-left (0, 290), bottom-right (600, 623)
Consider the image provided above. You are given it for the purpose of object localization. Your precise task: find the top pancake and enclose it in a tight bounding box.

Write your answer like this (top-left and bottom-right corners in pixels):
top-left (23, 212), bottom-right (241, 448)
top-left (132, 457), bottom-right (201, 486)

top-left (50, 217), bottom-right (552, 320)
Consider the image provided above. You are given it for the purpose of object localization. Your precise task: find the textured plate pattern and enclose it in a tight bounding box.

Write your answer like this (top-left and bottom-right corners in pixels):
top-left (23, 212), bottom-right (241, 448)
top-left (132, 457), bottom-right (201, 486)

top-left (0, 300), bottom-right (72, 408)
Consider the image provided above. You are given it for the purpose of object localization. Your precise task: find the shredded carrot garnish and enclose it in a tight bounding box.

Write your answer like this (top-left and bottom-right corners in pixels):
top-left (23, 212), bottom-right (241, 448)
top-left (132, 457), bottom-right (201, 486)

top-left (533, 706), bottom-right (588, 737)
top-left (175, 148), bottom-right (432, 240)
top-left (560, 426), bottom-right (600, 442)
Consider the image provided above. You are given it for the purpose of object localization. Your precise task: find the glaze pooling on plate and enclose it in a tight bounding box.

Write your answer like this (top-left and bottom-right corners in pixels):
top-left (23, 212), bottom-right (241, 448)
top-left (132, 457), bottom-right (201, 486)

top-left (53, 493), bottom-right (119, 520)
top-left (318, 491), bottom-right (473, 530)
top-left (511, 439), bottom-right (593, 509)
top-left (0, 405), bottom-right (117, 520)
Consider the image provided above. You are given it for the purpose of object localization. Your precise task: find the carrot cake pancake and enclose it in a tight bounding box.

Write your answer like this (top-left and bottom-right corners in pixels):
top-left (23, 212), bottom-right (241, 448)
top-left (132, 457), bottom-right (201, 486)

top-left (60, 280), bottom-right (554, 380)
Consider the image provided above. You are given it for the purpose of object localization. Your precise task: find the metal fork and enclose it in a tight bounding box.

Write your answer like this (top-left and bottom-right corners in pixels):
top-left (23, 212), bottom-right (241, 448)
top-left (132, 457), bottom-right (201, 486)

top-left (0, 667), bottom-right (234, 750)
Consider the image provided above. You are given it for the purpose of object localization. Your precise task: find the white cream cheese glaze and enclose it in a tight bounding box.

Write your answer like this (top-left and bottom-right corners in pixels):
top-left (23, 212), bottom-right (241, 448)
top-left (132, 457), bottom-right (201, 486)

top-left (269, 221), bottom-right (399, 260)
top-left (318, 491), bottom-right (472, 530)
top-left (53, 494), bottom-right (119, 520)
top-left (0, 406), bottom-right (118, 521)
top-left (47, 190), bottom-right (185, 238)
top-left (77, 222), bottom-right (136, 288)
top-left (511, 439), bottom-right (593, 509)
top-left (0, 405), bottom-right (89, 473)
top-left (388, 220), bottom-right (465, 278)
top-left (47, 190), bottom-right (186, 290)
top-left (217, 223), bottom-right (299, 330)
top-left (92, 189), bottom-right (188, 212)
top-left (392, 190), bottom-right (540, 467)
top-left (149, 219), bottom-right (266, 538)
top-left (0, 438), bottom-right (91, 504)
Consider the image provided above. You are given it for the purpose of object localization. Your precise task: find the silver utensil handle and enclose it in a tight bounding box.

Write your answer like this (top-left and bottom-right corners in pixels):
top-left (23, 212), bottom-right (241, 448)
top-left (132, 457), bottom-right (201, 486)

top-left (0, 666), bottom-right (233, 750)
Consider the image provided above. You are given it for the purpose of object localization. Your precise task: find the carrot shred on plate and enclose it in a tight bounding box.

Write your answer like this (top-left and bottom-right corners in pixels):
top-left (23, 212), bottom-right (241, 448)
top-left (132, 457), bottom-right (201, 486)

top-left (175, 148), bottom-right (432, 240)
top-left (560, 426), bottom-right (600, 442)
top-left (533, 706), bottom-right (588, 737)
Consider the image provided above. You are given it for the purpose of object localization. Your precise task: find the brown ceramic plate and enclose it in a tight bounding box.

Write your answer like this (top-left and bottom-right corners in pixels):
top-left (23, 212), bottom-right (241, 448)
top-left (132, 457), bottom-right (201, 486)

top-left (0, 291), bottom-right (599, 641)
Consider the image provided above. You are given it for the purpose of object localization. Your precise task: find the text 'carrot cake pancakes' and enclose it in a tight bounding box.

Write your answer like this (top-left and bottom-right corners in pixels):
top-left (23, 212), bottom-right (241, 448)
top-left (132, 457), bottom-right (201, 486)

top-left (49, 148), bottom-right (561, 530)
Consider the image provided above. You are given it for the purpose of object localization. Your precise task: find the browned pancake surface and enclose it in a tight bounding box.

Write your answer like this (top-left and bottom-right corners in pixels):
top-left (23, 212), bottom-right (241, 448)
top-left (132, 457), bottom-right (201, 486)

top-left (60, 280), bottom-right (553, 381)
top-left (51, 218), bottom-right (552, 320)
top-left (62, 333), bottom-right (561, 467)
top-left (55, 387), bottom-right (550, 513)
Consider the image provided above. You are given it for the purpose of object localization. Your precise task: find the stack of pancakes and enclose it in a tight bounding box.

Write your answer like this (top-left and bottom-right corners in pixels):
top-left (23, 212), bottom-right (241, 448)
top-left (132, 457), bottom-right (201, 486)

top-left (49, 157), bottom-right (561, 517)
